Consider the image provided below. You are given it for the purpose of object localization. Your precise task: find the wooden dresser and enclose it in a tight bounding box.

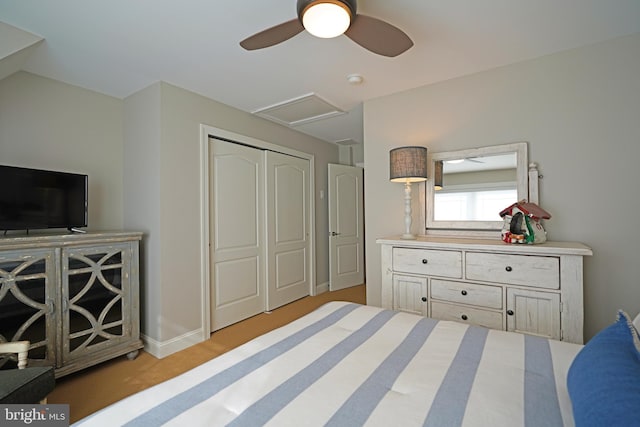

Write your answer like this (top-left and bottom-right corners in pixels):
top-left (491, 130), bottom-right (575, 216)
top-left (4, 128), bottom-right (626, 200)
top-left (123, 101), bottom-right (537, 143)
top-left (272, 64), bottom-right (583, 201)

top-left (377, 236), bottom-right (592, 344)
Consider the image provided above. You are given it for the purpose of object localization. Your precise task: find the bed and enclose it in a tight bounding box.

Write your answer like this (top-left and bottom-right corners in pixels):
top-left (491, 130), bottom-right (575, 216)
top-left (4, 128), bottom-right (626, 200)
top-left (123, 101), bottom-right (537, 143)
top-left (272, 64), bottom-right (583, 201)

top-left (73, 302), bottom-right (640, 427)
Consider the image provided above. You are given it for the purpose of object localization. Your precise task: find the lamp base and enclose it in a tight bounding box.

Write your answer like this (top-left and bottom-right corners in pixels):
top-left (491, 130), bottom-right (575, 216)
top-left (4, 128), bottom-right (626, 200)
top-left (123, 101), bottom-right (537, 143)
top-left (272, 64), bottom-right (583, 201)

top-left (401, 233), bottom-right (416, 240)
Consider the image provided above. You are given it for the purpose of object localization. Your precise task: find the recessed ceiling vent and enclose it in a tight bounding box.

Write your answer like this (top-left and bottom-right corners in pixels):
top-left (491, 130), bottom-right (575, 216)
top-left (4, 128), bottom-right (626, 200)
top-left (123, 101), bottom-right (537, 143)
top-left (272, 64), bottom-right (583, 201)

top-left (254, 93), bottom-right (345, 127)
top-left (335, 138), bottom-right (359, 146)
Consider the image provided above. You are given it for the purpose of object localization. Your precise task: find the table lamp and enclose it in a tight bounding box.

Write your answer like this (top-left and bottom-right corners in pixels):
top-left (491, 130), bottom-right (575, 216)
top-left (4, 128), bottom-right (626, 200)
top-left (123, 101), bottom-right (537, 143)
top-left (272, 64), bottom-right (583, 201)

top-left (389, 146), bottom-right (428, 239)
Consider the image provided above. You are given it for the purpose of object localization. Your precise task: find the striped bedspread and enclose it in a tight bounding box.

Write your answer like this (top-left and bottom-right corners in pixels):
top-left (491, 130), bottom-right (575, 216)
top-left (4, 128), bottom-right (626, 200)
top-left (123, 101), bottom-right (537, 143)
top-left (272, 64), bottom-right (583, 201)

top-left (74, 302), bottom-right (581, 427)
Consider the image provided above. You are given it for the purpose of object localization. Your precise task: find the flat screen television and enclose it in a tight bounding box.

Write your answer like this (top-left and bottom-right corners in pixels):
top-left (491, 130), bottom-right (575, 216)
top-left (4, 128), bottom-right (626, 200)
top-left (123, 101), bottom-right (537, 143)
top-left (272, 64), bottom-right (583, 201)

top-left (0, 165), bottom-right (88, 231)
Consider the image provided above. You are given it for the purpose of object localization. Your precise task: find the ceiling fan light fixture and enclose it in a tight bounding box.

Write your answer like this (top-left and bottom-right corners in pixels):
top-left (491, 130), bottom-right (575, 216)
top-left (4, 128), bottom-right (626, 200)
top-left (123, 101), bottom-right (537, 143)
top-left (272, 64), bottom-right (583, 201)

top-left (301, 0), bottom-right (353, 39)
top-left (243, 0), bottom-right (412, 57)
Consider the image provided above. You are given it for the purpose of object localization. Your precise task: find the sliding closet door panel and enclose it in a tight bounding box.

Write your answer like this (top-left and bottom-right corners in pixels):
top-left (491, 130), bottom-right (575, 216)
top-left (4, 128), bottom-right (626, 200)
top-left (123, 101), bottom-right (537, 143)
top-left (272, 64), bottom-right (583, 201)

top-left (276, 250), bottom-right (306, 288)
top-left (266, 151), bottom-right (310, 310)
top-left (214, 258), bottom-right (259, 305)
top-left (214, 158), bottom-right (258, 251)
top-left (210, 139), bottom-right (265, 331)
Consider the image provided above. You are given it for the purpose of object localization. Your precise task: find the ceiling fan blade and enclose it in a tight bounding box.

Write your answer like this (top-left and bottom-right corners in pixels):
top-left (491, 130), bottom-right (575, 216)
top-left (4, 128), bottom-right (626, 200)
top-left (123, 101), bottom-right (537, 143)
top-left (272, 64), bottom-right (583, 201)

top-left (344, 14), bottom-right (413, 57)
top-left (240, 18), bottom-right (304, 50)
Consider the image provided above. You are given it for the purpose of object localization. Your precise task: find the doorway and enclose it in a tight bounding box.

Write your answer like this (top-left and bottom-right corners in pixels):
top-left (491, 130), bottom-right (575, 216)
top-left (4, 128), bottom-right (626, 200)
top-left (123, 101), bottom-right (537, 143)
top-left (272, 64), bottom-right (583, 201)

top-left (203, 129), bottom-right (315, 333)
top-left (328, 163), bottom-right (365, 291)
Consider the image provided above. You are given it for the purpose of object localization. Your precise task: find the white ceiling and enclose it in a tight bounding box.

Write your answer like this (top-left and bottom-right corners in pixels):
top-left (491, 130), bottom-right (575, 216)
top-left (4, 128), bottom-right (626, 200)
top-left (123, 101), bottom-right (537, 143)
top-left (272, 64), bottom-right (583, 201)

top-left (1, 0), bottom-right (639, 146)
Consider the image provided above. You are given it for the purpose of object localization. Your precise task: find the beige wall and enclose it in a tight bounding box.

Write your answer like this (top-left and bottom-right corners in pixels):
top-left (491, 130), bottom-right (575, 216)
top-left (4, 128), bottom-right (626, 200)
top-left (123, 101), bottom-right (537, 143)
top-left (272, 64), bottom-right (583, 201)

top-left (124, 82), bottom-right (339, 350)
top-left (0, 71), bottom-right (124, 230)
top-left (122, 83), bottom-right (162, 341)
top-left (364, 33), bottom-right (640, 340)
top-left (1, 72), bottom-right (338, 355)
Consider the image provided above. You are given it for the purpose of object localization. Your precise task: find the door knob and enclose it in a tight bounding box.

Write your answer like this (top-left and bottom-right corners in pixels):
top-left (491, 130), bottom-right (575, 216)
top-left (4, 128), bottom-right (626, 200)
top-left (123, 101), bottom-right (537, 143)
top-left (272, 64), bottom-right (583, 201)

top-left (329, 231), bottom-right (341, 236)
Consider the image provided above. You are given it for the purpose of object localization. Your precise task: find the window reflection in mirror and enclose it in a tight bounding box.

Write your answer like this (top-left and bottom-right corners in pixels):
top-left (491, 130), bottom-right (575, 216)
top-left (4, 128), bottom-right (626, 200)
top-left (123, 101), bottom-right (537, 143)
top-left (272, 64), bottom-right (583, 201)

top-left (425, 142), bottom-right (529, 232)
top-left (434, 153), bottom-right (518, 221)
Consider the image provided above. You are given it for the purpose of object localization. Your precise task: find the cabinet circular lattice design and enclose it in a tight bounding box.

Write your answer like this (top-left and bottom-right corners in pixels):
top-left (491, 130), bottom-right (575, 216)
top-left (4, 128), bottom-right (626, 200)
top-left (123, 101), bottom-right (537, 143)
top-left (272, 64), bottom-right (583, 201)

top-left (0, 232), bottom-right (142, 377)
top-left (378, 236), bottom-right (592, 344)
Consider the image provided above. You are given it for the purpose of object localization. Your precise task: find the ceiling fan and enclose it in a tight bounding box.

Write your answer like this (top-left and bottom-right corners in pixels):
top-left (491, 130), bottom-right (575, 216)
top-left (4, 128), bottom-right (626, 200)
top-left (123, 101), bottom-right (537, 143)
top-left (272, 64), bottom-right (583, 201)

top-left (240, 0), bottom-right (414, 57)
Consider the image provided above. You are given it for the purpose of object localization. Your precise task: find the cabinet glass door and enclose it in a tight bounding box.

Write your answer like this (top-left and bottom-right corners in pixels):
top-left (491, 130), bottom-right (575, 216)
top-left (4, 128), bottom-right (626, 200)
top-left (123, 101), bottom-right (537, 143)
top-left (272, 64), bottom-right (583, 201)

top-left (62, 244), bottom-right (131, 362)
top-left (0, 249), bottom-right (56, 368)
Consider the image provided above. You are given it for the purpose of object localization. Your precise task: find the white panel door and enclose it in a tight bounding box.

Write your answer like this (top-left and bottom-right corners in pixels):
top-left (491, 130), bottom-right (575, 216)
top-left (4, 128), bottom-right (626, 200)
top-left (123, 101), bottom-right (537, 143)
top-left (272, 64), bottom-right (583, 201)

top-left (328, 164), bottom-right (364, 291)
top-left (210, 139), bottom-right (265, 331)
top-left (265, 151), bottom-right (310, 310)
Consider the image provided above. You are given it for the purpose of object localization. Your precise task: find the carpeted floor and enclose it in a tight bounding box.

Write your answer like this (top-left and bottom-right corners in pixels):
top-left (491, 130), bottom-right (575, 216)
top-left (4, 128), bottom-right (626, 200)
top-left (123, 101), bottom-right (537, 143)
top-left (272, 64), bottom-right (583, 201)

top-left (49, 284), bottom-right (366, 423)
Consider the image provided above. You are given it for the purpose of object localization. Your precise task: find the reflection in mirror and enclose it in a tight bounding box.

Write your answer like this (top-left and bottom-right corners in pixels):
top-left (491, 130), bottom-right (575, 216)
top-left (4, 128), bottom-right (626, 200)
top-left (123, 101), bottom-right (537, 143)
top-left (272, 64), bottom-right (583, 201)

top-left (426, 142), bottom-right (529, 232)
top-left (434, 152), bottom-right (517, 221)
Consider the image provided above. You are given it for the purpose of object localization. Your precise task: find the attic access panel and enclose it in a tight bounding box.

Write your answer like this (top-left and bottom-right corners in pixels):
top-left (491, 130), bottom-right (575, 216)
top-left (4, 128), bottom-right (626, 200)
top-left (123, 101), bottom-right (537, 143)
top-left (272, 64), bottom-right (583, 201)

top-left (253, 93), bottom-right (345, 127)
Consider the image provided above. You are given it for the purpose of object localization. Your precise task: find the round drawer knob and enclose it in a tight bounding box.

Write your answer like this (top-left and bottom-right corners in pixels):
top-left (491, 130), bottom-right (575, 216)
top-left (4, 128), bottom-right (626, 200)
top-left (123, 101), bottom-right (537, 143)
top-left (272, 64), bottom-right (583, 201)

top-left (421, 297), bottom-right (427, 302)
top-left (505, 266), bottom-right (513, 272)
top-left (421, 259), bottom-right (428, 264)
top-left (461, 314), bottom-right (468, 321)
top-left (461, 290), bottom-right (468, 296)
top-left (507, 310), bottom-right (514, 316)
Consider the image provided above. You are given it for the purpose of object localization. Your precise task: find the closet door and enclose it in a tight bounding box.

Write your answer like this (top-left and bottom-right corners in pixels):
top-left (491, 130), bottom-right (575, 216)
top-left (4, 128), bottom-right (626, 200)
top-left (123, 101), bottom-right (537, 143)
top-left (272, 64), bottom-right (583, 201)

top-left (265, 151), bottom-right (311, 310)
top-left (210, 139), bottom-right (265, 331)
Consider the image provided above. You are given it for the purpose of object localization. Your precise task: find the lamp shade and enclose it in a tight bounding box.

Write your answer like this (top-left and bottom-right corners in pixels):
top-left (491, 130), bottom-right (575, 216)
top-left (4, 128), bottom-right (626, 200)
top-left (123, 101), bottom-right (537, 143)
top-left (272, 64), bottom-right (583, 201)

top-left (433, 160), bottom-right (443, 190)
top-left (389, 146), bottom-right (428, 183)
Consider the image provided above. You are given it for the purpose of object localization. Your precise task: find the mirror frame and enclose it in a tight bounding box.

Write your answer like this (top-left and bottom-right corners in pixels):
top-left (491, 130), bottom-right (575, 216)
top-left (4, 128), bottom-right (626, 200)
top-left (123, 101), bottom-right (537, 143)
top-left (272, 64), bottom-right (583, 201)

top-left (425, 142), bottom-right (529, 232)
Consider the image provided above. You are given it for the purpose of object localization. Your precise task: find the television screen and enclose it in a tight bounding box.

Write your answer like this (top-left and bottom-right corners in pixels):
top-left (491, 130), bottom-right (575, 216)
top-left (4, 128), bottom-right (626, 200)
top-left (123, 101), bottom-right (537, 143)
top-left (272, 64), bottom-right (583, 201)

top-left (0, 165), bottom-right (88, 231)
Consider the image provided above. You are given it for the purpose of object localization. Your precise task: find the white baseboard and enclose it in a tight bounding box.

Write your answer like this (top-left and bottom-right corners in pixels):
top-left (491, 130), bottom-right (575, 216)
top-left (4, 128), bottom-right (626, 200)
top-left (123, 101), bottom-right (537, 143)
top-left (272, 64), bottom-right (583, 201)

top-left (316, 281), bottom-right (329, 294)
top-left (141, 328), bottom-right (205, 359)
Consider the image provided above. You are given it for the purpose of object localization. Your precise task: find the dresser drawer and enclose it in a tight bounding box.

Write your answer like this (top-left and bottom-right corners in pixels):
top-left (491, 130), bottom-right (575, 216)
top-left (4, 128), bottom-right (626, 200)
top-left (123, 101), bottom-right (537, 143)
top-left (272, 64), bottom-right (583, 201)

top-left (393, 248), bottom-right (462, 278)
top-left (431, 301), bottom-right (504, 330)
top-left (431, 279), bottom-right (503, 309)
top-left (465, 252), bottom-right (560, 289)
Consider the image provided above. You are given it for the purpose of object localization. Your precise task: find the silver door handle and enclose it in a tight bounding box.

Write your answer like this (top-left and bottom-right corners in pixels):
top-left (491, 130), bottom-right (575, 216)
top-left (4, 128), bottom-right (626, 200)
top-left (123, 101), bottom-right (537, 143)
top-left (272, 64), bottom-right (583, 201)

top-left (330, 232), bottom-right (341, 236)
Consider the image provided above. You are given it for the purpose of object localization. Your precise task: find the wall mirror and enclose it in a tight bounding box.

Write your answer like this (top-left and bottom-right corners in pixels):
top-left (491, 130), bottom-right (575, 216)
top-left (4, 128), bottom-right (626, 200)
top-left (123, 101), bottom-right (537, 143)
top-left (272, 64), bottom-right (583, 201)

top-left (425, 142), bottom-right (531, 232)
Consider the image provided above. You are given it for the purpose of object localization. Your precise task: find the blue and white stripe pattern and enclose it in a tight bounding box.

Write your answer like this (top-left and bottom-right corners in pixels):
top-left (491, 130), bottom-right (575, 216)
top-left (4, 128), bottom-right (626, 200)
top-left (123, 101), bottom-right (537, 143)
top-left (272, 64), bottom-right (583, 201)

top-left (74, 302), bottom-right (581, 427)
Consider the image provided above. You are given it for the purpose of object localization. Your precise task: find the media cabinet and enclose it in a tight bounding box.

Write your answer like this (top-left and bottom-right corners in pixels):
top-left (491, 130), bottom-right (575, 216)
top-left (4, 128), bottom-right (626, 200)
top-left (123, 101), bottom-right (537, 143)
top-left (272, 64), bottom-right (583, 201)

top-left (0, 231), bottom-right (143, 377)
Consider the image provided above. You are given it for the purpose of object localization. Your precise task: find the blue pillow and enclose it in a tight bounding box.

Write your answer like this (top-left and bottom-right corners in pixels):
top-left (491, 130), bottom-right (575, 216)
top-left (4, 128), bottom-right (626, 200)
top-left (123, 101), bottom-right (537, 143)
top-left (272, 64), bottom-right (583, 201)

top-left (567, 310), bottom-right (640, 427)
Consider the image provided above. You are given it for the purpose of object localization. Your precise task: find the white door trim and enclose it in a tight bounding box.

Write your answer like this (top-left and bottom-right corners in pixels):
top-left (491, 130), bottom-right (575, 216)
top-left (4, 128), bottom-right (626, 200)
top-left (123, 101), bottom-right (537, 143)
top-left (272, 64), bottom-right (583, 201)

top-left (199, 124), bottom-right (316, 338)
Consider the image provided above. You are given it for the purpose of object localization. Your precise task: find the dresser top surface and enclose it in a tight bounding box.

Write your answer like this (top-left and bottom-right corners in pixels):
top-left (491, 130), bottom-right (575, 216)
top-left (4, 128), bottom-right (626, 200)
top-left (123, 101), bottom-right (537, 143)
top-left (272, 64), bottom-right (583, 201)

top-left (377, 235), bottom-right (593, 256)
top-left (0, 230), bottom-right (143, 250)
